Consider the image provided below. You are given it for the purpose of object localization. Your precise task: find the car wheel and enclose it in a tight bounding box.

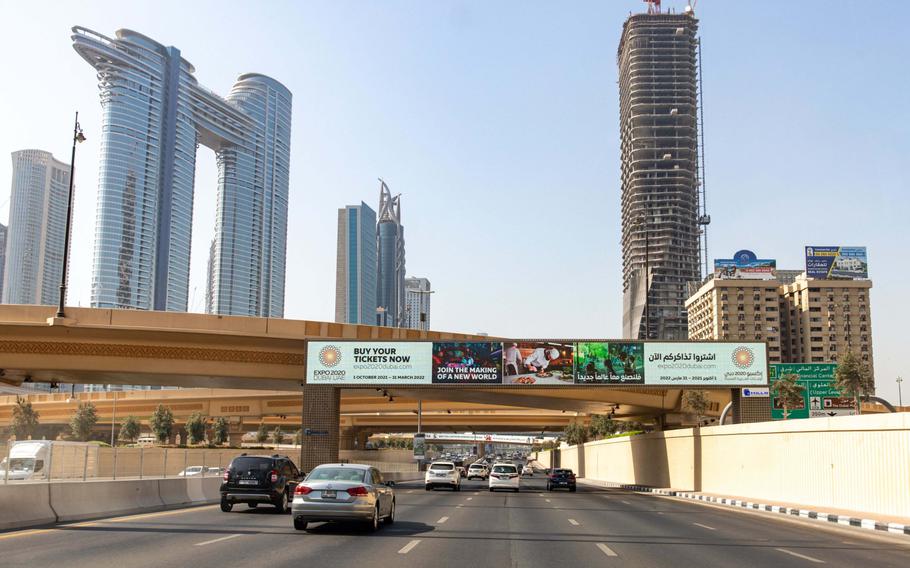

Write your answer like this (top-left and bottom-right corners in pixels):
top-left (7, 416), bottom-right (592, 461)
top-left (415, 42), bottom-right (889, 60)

top-left (367, 504), bottom-right (380, 532)
top-left (286, 490), bottom-right (293, 514)
top-left (570, 487), bottom-right (576, 493)
top-left (488, 488), bottom-right (494, 492)
top-left (454, 485), bottom-right (461, 492)
top-left (385, 499), bottom-right (396, 524)
top-left (273, 490), bottom-right (287, 514)
top-left (546, 484), bottom-right (551, 491)
top-left (293, 517), bottom-right (308, 531)
top-left (425, 485), bottom-right (432, 491)
top-left (220, 498), bottom-right (233, 512)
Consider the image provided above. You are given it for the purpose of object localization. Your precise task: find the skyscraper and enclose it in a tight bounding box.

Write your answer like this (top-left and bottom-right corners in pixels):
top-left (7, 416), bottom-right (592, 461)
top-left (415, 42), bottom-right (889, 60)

top-left (72, 27), bottom-right (292, 317)
top-left (618, 7), bottom-right (706, 340)
top-left (0, 223), bottom-right (6, 302)
top-left (2, 150), bottom-right (71, 305)
top-left (376, 180), bottom-right (405, 327)
top-left (404, 277), bottom-right (432, 331)
top-left (335, 202), bottom-right (378, 325)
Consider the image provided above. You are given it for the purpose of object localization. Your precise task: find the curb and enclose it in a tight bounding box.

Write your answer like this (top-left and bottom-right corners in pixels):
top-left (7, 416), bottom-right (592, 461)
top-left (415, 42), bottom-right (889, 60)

top-left (580, 480), bottom-right (910, 537)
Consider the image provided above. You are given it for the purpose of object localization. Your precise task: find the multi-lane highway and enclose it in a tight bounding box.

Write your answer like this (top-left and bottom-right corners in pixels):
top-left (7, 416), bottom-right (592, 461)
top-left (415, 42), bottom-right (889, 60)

top-left (1, 476), bottom-right (908, 568)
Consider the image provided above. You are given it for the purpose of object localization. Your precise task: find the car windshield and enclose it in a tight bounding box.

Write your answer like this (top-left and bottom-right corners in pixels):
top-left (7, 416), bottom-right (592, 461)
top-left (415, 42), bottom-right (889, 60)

top-left (230, 457), bottom-right (273, 472)
top-left (492, 465), bottom-right (517, 474)
top-left (429, 463), bottom-right (454, 471)
top-left (1, 458), bottom-right (37, 471)
top-left (307, 467), bottom-right (366, 482)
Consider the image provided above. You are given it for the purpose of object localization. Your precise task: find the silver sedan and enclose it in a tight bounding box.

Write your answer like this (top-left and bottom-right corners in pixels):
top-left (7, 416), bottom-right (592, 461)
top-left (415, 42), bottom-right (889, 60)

top-left (291, 464), bottom-right (396, 532)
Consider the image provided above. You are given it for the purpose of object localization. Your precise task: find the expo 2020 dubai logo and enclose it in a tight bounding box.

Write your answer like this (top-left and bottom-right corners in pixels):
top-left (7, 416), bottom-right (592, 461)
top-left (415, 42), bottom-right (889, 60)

top-left (319, 345), bottom-right (342, 368)
top-left (732, 346), bottom-right (754, 369)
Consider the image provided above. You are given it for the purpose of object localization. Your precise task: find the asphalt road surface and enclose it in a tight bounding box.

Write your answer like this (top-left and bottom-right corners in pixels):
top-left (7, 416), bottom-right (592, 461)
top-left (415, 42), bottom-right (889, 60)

top-left (1, 476), bottom-right (908, 567)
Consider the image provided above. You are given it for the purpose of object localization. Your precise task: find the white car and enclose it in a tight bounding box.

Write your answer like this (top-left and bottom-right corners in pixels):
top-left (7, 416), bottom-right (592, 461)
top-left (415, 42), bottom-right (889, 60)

top-left (467, 463), bottom-right (489, 480)
top-left (177, 466), bottom-right (204, 477)
top-left (488, 463), bottom-right (520, 492)
top-left (425, 461), bottom-right (461, 491)
top-left (522, 465), bottom-right (534, 476)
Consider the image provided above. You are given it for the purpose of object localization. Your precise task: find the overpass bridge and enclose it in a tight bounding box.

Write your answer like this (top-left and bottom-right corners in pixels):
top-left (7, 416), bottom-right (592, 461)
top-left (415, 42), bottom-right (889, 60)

top-left (0, 305), bottom-right (746, 469)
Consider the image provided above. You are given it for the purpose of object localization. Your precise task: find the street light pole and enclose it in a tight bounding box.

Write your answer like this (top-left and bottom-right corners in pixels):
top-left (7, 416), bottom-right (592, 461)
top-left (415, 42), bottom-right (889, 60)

top-left (110, 392), bottom-right (117, 447)
top-left (56, 112), bottom-right (86, 319)
top-left (897, 377), bottom-right (903, 408)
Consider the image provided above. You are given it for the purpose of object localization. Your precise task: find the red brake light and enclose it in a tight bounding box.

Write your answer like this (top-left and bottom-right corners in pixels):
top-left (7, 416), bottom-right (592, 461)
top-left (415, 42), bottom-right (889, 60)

top-left (346, 486), bottom-right (369, 496)
top-left (569, 474), bottom-right (576, 480)
top-left (222, 470), bottom-right (229, 482)
top-left (294, 485), bottom-right (312, 495)
top-left (270, 470), bottom-right (279, 483)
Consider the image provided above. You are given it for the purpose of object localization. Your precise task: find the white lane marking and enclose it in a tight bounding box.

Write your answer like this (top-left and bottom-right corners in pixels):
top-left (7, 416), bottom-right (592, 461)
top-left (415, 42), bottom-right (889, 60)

top-left (474, 492), bottom-right (480, 495)
top-left (693, 523), bottom-right (716, 531)
top-left (466, 497), bottom-right (473, 501)
top-left (656, 512), bottom-right (664, 515)
top-left (775, 548), bottom-right (825, 563)
top-left (398, 540), bottom-right (421, 554)
top-left (194, 534), bottom-right (243, 547)
top-left (457, 504), bottom-right (464, 508)
top-left (407, 490), bottom-right (414, 494)
top-left (538, 493), bottom-right (545, 497)
top-left (596, 543), bottom-right (618, 557)
top-left (437, 516), bottom-right (449, 524)
top-left (545, 499), bottom-right (552, 503)
top-left (568, 518), bottom-right (580, 526)
top-left (621, 500), bottom-right (631, 505)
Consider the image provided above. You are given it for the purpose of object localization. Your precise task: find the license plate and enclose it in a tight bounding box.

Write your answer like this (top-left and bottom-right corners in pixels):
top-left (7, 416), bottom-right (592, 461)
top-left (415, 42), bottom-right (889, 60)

top-left (238, 479), bottom-right (257, 485)
top-left (436, 473), bottom-right (447, 477)
top-left (322, 490), bottom-right (336, 499)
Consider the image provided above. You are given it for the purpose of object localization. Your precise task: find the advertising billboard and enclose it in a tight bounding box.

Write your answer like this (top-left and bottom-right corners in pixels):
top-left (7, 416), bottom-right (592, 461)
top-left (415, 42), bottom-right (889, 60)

top-left (769, 363), bottom-right (853, 419)
top-left (306, 341), bottom-right (433, 384)
top-left (805, 246), bottom-right (868, 280)
top-left (643, 343), bottom-right (767, 386)
top-left (432, 342), bottom-right (503, 384)
top-left (575, 342), bottom-right (645, 384)
top-left (713, 249), bottom-right (776, 280)
top-left (305, 341), bottom-right (768, 387)
top-left (503, 342), bottom-right (575, 385)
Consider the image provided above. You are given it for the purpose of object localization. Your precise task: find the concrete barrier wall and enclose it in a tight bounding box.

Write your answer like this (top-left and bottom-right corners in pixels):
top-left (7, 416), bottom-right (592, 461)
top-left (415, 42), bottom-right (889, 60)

top-left (537, 413), bottom-right (910, 519)
top-left (0, 483), bottom-right (56, 530)
top-left (50, 479), bottom-right (164, 522)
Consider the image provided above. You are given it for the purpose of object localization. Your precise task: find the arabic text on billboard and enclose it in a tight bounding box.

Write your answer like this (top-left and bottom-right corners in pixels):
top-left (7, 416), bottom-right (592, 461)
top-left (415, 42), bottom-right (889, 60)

top-left (805, 246), bottom-right (868, 280)
top-left (305, 341), bottom-right (768, 387)
top-left (714, 249), bottom-right (776, 280)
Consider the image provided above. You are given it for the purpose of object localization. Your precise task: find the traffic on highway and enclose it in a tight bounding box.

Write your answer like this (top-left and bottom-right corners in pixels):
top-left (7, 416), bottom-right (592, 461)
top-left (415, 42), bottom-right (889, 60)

top-left (1, 455), bottom-right (907, 568)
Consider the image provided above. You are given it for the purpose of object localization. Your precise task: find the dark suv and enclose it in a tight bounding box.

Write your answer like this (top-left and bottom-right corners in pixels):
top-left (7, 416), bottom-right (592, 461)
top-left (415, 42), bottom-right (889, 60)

top-left (220, 454), bottom-right (303, 513)
top-left (546, 468), bottom-right (576, 492)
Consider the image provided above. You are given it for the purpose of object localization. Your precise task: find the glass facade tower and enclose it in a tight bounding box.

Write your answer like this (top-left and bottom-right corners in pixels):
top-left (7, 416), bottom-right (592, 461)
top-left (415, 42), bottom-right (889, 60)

top-left (3, 150), bottom-right (71, 305)
top-left (334, 202), bottom-right (377, 325)
top-left (376, 180), bottom-right (405, 327)
top-left (72, 27), bottom-right (292, 316)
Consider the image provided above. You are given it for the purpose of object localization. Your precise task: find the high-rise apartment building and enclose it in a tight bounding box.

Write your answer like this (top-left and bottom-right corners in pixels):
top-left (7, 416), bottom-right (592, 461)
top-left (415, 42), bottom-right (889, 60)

top-left (687, 274), bottom-right (873, 373)
top-left (618, 9), bottom-right (705, 340)
top-left (72, 27), bottom-right (292, 317)
top-left (404, 277), bottom-right (432, 331)
top-left (376, 180), bottom-right (405, 327)
top-left (779, 278), bottom-right (873, 372)
top-left (335, 202), bottom-right (378, 325)
top-left (2, 150), bottom-right (71, 305)
top-left (0, 223), bottom-right (6, 302)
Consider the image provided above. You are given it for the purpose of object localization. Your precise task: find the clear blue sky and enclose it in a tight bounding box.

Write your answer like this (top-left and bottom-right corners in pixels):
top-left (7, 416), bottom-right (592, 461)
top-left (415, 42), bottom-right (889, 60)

top-left (1, 1), bottom-right (907, 402)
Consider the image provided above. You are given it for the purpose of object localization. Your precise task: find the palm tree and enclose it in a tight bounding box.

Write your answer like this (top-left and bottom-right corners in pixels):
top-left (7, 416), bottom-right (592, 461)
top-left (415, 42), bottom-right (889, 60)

top-left (683, 390), bottom-right (709, 426)
top-left (771, 374), bottom-right (805, 420)
top-left (833, 352), bottom-right (874, 415)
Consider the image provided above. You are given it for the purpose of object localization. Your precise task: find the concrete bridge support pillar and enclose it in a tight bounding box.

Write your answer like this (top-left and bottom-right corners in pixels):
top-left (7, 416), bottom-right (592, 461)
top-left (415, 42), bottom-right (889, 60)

top-left (298, 385), bottom-right (340, 472)
top-left (355, 430), bottom-right (370, 450)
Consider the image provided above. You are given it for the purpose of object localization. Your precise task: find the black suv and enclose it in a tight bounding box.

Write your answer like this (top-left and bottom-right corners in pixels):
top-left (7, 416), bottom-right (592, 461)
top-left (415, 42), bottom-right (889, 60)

top-left (220, 454), bottom-right (303, 513)
top-left (546, 468), bottom-right (577, 492)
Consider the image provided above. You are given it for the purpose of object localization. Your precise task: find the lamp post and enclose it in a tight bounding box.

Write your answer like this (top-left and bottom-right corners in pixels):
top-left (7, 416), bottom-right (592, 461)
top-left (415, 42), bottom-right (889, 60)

top-left (56, 112), bottom-right (86, 319)
top-left (376, 306), bottom-right (386, 327)
top-left (110, 391), bottom-right (117, 447)
top-left (897, 376), bottom-right (903, 408)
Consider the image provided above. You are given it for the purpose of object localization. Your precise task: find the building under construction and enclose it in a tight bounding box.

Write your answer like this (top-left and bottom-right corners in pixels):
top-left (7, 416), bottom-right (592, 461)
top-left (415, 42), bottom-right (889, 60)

top-left (619, 4), bottom-right (708, 340)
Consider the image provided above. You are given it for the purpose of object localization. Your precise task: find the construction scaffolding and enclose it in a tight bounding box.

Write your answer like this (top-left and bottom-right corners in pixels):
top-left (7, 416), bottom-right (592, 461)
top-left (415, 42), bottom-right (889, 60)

top-left (618, 10), bottom-right (704, 341)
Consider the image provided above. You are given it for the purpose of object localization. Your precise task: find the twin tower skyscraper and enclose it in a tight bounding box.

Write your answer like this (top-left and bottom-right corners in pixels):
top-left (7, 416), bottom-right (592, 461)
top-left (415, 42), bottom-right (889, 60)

top-left (72, 27), bottom-right (291, 316)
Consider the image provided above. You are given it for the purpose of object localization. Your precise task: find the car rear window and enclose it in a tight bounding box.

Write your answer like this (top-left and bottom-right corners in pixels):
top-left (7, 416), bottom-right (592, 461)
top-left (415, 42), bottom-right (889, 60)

top-left (430, 463), bottom-right (455, 471)
top-left (553, 469), bottom-right (573, 475)
top-left (230, 457), bottom-right (273, 471)
top-left (492, 465), bottom-right (517, 474)
top-left (469, 464), bottom-right (484, 469)
top-left (306, 467), bottom-right (366, 482)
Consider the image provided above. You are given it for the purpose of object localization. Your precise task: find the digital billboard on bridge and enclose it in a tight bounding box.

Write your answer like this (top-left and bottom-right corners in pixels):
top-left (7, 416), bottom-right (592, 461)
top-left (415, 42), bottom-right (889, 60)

top-left (306, 341), bottom-right (768, 387)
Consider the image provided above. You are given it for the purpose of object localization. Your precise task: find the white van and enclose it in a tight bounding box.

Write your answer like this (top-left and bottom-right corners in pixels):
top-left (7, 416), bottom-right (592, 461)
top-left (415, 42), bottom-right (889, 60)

top-left (0, 440), bottom-right (52, 481)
